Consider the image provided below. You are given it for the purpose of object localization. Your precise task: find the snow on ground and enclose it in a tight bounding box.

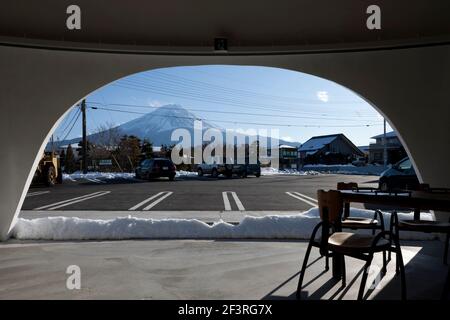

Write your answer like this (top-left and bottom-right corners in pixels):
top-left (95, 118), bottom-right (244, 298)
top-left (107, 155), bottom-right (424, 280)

top-left (12, 207), bottom-right (435, 241)
top-left (302, 164), bottom-right (386, 176)
top-left (176, 170), bottom-right (198, 177)
top-left (261, 167), bottom-right (321, 176)
top-left (63, 171), bottom-right (135, 181)
top-left (64, 170), bottom-right (198, 180)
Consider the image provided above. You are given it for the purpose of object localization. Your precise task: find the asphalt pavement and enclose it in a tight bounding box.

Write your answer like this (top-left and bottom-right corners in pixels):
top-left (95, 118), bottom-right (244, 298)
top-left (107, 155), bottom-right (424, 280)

top-left (21, 174), bottom-right (379, 216)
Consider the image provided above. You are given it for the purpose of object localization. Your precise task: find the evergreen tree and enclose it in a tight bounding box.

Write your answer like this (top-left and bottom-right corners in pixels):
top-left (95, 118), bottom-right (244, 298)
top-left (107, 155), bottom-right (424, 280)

top-left (141, 139), bottom-right (154, 159)
top-left (64, 144), bottom-right (76, 173)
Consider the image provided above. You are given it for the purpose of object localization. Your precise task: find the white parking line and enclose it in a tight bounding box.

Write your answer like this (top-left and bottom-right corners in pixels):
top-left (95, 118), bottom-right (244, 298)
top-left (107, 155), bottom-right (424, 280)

top-left (222, 192), bottom-right (232, 211)
top-left (222, 191), bottom-right (245, 211)
top-left (33, 191), bottom-right (111, 210)
top-left (26, 191), bottom-right (50, 197)
top-left (286, 192), bottom-right (317, 207)
top-left (292, 192), bottom-right (318, 203)
top-left (128, 191), bottom-right (173, 211)
top-left (142, 192), bottom-right (173, 210)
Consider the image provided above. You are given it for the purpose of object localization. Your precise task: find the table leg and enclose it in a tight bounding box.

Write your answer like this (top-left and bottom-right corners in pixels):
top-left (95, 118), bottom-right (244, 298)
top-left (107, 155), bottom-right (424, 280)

top-left (344, 202), bottom-right (350, 219)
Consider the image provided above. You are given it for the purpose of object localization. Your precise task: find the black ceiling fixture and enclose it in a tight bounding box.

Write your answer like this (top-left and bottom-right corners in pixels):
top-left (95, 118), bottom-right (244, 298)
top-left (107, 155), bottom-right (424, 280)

top-left (214, 38), bottom-right (228, 51)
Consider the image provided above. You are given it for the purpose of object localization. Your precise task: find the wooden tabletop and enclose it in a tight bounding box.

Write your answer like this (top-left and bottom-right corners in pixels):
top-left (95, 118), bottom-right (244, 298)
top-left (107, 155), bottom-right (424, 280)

top-left (339, 189), bottom-right (450, 212)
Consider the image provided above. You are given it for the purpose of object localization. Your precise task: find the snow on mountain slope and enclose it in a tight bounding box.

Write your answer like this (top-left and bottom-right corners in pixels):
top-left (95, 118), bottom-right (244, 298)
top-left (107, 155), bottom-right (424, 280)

top-left (55, 104), bottom-right (301, 147)
top-left (118, 104), bottom-right (219, 135)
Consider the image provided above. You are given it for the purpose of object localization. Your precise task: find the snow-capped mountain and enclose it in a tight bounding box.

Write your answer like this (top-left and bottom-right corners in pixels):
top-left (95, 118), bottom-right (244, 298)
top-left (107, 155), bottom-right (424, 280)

top-left (118, 104), bottom-right (219, 138)
top-left (55, 104), bottom-right (300, 147)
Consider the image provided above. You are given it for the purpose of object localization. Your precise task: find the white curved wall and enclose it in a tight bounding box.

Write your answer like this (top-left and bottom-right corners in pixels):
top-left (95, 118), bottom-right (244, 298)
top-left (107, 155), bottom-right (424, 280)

top-left (1, 44), bottom-right (449, 240)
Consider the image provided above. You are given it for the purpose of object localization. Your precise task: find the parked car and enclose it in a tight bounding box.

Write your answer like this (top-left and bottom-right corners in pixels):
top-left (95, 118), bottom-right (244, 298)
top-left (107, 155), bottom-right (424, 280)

top-left (135, 158), bottom-right (176, 181)
top-left (196, 157), bottom-right (233, 178)
top-left (352, 157), bottom-right (367, 167)
top-left (233, 159), bottom-right (261, 178)
top-left (378, 157), bottom-right (420, 191)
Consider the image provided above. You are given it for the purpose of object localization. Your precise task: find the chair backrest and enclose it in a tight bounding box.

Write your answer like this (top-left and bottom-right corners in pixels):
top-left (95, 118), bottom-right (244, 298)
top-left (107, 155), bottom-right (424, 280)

top-left (337, 182), bottom-right (358, 191)
top-left (317, 189), bottom-right (343, 224)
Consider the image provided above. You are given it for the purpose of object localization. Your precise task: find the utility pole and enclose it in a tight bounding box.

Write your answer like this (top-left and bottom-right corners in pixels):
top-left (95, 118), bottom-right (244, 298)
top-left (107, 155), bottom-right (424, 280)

top-left (81, 99), bottom-right (88, 174)
top-left (50, 134), bottom-right (55, 153)
top-left (383, 118), bottom-right (387, 168)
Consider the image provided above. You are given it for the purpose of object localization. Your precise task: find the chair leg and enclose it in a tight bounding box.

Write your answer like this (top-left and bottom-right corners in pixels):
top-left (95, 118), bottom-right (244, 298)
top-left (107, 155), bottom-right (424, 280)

top-left (382, 250), bottom-right (387, 274)
top-left (325, 253), bottom-right (329, 271)
top-left (444, 232), bottom-right (449, 265)
top-left (296, 240), bottom-right (314, 299)
top-left (341, 255), bottom-right (346, 287)
top-left (395, 250), bottom-right (400, 274)
top-left (358, 255), bottom-right (373, 300)
top-left (394, 237), bottom-right (407, 300)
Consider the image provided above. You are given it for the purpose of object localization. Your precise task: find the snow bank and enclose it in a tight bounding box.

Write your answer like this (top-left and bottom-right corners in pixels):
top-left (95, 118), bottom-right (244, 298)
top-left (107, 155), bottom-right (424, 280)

top-left (63, 171), bottom-right (135, 180)
top-left (302, 164), bottom-right (386, 176)
top-left (261, 167), bottom-right (321, 176)
top-left (176, 170), bottom-right (198, 177)
top-left (64, 170), bottom-right (198, 180)
top-left (12, 208), bottom-right (435, 241)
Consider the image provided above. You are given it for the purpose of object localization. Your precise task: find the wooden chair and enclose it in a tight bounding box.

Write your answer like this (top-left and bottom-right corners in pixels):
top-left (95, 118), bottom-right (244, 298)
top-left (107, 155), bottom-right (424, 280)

top-left (296, 189), bottom-right (406, 300)
top-left (337, 182), bottom-right (385, 235)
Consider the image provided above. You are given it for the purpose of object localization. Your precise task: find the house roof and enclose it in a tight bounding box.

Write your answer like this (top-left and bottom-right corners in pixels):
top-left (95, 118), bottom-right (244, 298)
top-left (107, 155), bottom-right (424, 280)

top-left (371, 131), bottom-right (397, 139)
top-left (358, 145), bottom-right (370, 152)
top-left (298, 134), bottom-right (340, 152)
top-left (278, 144), bottom-right (297, 149)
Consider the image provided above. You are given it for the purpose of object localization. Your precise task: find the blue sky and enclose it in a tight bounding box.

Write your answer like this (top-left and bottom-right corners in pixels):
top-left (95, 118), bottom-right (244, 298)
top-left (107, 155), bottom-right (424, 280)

top-left (53, 65), bottom-right (392, 146)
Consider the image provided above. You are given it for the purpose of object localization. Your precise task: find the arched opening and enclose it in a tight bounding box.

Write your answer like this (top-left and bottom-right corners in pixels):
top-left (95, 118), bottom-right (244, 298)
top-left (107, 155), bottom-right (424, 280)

top-left (20, 65), bottom-right (415, 235)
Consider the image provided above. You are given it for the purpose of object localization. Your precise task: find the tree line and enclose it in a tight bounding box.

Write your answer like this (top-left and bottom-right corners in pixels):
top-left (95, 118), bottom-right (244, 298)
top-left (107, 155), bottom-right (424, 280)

top-left (60, 123), bottom-right (174, 173)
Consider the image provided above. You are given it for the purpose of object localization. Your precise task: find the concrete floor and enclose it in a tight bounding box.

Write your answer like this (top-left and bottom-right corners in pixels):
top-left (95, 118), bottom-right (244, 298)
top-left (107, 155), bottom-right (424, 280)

top-left (0, 239), bottom-right (448, 300)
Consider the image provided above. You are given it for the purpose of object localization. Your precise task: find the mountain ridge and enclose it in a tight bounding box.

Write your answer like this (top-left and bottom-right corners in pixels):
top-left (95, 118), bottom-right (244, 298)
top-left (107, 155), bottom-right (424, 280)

top-left (52, 104), bottom-right (301, 149)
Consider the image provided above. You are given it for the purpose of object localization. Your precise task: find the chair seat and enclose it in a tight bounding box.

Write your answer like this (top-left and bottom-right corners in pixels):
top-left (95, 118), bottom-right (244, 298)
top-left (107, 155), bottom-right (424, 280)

top-left (342, 217), bottom-right (378, 229)
top-left (328, 232), bottom-right (390, 253)
top-left (399, 220), bottom-right (450, 233)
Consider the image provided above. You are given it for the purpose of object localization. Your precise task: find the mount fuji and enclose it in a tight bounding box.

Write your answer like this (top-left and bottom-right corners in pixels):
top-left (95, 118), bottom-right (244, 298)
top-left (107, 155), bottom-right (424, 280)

top-left (56, 104), bottom-right (300, 147)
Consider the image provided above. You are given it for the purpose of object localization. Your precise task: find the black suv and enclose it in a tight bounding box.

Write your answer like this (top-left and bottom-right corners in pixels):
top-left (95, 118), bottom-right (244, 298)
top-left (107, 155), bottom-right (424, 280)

top-left (135, 158), bottom-right (176, 181)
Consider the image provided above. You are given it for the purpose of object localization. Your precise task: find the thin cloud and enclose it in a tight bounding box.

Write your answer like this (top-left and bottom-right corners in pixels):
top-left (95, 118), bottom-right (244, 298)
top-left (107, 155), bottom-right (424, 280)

top-left (316, 91), bottom-right (329, 102)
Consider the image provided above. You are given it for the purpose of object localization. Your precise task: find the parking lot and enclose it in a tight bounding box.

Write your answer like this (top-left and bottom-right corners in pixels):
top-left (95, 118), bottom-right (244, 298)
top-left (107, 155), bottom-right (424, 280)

top-left (22, 174), bottom-right (379, 219)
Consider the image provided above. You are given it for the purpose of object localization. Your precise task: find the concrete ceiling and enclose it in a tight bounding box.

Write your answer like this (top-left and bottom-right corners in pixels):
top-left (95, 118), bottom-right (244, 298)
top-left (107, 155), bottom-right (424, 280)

top-left (1, 0), bottom-right (450, 53)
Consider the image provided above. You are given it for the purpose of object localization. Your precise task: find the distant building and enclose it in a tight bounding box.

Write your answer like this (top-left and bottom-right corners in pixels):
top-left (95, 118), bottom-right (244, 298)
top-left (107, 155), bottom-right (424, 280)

top-left (358, 145), bottom-right (370, 156)
top-left (279, 144), bottom-right (299, 169)
top-left (298, 134), bottom-right (364, 165)
top-left (368, 131), bottom-right (406, 165)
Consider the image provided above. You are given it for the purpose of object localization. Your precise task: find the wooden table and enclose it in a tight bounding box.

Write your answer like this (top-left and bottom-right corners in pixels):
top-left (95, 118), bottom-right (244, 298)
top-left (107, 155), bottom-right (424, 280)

top-left (340, 189), bottom-right (450, 220)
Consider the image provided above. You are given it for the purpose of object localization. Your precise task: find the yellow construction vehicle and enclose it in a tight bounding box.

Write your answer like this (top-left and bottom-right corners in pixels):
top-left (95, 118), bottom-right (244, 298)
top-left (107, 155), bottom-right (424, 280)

top-left (32, 152), bottom-right (63, 186)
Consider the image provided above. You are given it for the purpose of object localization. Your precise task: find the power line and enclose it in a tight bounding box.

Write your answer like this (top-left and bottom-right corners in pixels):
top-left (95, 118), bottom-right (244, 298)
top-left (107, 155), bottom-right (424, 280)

top-left (58, 108), bottom-right (80, 138)
top-left (60, 108), bottom-right (81, 142)
top-left (87, 101), bottom-right (382, 123)
top-left (113, 81), bottom-right (378, 119)
top-left (90, 106), bottom-right (383, 128)
top-left (145, 71), bottom-right (364, 105)
top-left (120, 71), bottom-right (378, 114)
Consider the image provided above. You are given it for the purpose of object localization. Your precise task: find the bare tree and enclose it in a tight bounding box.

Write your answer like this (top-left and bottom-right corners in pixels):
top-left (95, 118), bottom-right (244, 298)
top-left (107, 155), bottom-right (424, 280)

top-left (94, 122), bottom-right (121, 148)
